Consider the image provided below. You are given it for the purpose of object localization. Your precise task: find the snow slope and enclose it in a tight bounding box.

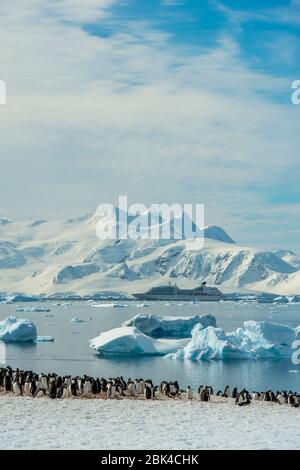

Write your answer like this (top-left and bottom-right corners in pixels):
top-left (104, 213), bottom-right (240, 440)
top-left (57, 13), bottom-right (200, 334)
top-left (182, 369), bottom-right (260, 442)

top-left (0, 211), bottom-right (299, 296)
top-left (0, 395), bottom-right (299, 450)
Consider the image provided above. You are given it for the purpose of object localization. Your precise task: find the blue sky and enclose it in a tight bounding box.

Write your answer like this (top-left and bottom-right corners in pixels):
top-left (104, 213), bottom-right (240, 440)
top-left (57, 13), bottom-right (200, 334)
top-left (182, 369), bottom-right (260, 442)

top-left (0, 0), bottom-right (300, 251)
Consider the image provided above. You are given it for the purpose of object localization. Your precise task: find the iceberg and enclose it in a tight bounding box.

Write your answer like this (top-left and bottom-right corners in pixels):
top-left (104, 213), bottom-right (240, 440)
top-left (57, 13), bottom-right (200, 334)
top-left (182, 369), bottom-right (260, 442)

top-left (35, 335), bottom-right (54, 342)
top-left (170, 325), bottom-right (250, 360)
top-left (0, 316), bottom-right (37, 343)
top-left (123, 313), bottom-right (216, 338)
top-left (89, 326), bottom-right (189, 356)
top-left (91, 303), bottom-right (127, 308)
top-left (169, 320), bottom-right (297, 361)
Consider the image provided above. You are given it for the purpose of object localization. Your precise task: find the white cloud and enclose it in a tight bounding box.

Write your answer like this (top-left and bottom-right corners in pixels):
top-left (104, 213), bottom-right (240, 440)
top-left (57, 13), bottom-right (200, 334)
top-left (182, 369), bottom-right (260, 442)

top-left (0, 1), bottom-right (299, 250)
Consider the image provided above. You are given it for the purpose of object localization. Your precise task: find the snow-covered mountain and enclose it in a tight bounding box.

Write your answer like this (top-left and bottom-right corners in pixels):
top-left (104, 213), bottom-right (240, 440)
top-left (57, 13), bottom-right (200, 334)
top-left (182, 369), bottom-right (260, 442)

top-left (0, 211), bottom-right (299, 297)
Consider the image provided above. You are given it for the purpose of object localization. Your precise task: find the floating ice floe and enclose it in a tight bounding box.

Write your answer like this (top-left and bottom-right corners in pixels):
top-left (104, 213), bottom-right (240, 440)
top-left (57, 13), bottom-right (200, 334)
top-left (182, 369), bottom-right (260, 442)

top-left (168, 320), bottom-right (298, 360)
top-left (70, 317), bottom-right (85, 323)
top-left (90, 303), bottom-right (127, 308)
top-left (0, 316), bottom-right (37, 343)
top-left (16, 306), bottom-right (50, 313)
top-left (123, 313), bottom-right (216, 338)
top-left (35, 336), bottom-right (54, 342)
top-left (89, 326), bottom-right (189, 356)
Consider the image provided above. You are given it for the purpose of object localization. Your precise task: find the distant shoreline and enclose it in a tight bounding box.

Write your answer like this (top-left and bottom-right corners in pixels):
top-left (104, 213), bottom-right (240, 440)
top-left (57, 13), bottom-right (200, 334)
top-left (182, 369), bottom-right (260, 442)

top-left (1, 293), bottom-right (300, 304)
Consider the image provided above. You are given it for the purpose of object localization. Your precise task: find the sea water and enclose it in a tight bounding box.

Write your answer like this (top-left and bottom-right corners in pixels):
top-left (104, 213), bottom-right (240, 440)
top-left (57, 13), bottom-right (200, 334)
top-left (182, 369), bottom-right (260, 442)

top-left (1, 300), bottom-right (300, 392)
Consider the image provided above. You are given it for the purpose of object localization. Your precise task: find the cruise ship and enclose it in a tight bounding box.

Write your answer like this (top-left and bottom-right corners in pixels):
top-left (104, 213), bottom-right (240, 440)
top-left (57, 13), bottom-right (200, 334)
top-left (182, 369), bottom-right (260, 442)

top-left (133, 282), bottom-right (223, 301)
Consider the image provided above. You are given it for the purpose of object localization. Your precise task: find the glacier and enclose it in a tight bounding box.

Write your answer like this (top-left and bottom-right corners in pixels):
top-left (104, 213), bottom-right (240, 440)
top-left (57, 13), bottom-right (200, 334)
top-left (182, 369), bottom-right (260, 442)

top-left (0, 316), bottom-right (37, 342)
top-left (123, 313), bottom-right (216, 337)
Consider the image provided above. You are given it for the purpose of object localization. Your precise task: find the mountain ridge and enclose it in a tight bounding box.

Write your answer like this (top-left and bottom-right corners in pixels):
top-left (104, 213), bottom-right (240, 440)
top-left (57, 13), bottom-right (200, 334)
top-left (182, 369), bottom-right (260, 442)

top-left (0, 212), bottom-right (299, 296)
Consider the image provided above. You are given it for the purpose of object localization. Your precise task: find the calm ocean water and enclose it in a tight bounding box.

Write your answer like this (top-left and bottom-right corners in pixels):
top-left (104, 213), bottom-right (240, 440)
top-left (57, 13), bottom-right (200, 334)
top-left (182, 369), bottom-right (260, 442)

top-left (1, 300), bottom-right (300, 392)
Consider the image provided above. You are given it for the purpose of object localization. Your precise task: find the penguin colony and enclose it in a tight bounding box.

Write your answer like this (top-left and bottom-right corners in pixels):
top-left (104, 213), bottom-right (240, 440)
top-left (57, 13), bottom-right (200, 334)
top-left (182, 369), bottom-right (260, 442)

top-left (1, 366), bottom-right (300, 407)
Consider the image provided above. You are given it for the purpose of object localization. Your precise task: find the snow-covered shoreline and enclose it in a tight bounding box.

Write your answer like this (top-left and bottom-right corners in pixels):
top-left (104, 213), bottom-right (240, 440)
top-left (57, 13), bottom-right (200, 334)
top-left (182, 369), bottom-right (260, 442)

top-left (0, 394), bottom-right (299, 450)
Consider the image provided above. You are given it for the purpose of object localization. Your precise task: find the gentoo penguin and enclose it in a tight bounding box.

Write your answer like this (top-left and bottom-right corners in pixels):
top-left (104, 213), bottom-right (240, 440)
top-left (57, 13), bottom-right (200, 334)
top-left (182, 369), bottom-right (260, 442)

top-left (12, 379), bottom-right (22, 396)
top-left (107, 382), bottom-right (116, 399)
top-left (49, 381), bottom-right (57, 399)
top-left (82, 379), bottom-right (91, 398)
top-left (70, 379), bottom-right (77, 397)
top-left (200, 388), bottom-right (210, 402)
top-left (232, 387), bottom-right (238, 399)
top-left (252, 392), bottom-right (260, 401)
top-left (61, 383), bottom-right (70, 399)
top-left (128, 381), bottom-right (137, 397)
top-left (136, 380), bottom-right (142, 395)
top-left (96, 378), bottom-right (101, 394)
top-left (139, 379), bottom-right (145, 395)
top-left (292, 395), bottom-right (299, 407)
top-left (163, 382), bottom-right (170, 396)
top-left (40, 375), bottom-right (48, 392)
top-left (276, 393), bottom-right (285, 405)
top-left (56, 376), bottom-right (63, 398)
top-left (223, 385), bottom-right (230, 398)
top-left (24, 378), bottom-right (31, 396)
top-left (282, 391), bottom-right (288, 404)
top-left (144, 385), bottom-right (152, 400)
top-left (187, 386), bottom-right (193, 400)
top-left (100, 378), bottom-right (107, 393)
top-left (30, 378), bottom-right (37, 397)
top-left (169, 383), bottom-right (177, 396)
top-left (91, 378), bottom-right (98, 395)
top-left (198, 385), bottom-right (204, 396)
top-left (236, 389), bottom-right (251, 406)
top-left (4, 372), bottom-right (12, 392)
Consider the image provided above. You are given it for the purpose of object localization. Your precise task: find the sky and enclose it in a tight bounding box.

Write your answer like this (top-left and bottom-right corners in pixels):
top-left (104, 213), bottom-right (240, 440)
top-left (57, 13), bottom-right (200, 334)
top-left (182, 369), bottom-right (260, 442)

top-left (0, 0), bottom-right (300, 251)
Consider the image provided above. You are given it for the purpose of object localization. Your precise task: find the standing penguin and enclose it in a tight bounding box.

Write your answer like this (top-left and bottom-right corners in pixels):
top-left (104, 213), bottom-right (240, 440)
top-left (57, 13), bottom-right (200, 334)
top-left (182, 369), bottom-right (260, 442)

top-left (49, 380), bottom-right (57, 399)
top-left (4, 371), bottom-right (12, 392)
top-left (187, 386), bottom-right (193, 400)
top-left (136, 379), bottom-right (142, 395)
top-left (61, 383), bottom-right (70, 399)
top-left (40, 374), bottom-right (48, 392)
top-left (144, 385), bottom-right (152, 400)
top-left (70, 379), bottom-right (77, 397)
top-left (200, 387), bottom-right (210, 402)
top-left (24, 377), bottom-right (31, 396)
top-left (276, 392), bottom-right (285, 405)
top-left (30, 378), bottom-right (37, 397)
top-left (128, 381), bottom-right (137, 397)
top-left (12, 378), bottom-right (22, 396)
top-left (140, 379), bottom-right (145, 395)
top-left (107, 381), bottom-right (116, 399)
top-left (223, 385), bottom-right (230, 398)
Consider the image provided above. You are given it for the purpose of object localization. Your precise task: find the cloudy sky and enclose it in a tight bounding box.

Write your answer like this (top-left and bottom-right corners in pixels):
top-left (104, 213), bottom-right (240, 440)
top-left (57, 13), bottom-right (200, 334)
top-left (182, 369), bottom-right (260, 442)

top-left (0, 0), bottom-right (300, 251)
